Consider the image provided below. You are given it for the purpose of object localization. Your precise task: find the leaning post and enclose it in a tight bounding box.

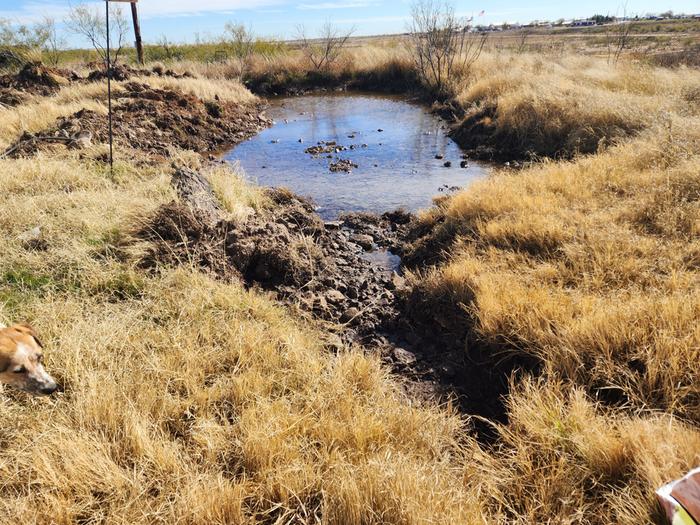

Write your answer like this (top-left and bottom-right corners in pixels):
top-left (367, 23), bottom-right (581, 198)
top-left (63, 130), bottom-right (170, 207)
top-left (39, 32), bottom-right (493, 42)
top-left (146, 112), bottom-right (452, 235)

top-left (110, 0), bottom-right (144, 65)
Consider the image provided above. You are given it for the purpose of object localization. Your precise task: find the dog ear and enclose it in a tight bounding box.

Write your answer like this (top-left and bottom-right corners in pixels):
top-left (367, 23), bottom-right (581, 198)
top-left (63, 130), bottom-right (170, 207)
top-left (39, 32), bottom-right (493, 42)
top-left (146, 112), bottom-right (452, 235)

top-left (0, 336), bottom-right (11, 373)
top-left (0, 355), bottom-right (9, 373)
top-left (14, 323), bottom-right (33, 333)
top-left (12, 324), bottom-right (43, 348)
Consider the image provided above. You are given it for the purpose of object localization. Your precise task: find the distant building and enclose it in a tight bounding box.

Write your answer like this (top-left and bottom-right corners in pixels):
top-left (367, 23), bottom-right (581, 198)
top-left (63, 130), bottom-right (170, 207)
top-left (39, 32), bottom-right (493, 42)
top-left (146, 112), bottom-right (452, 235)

top-left (571, 19), bottom-right (596, 27)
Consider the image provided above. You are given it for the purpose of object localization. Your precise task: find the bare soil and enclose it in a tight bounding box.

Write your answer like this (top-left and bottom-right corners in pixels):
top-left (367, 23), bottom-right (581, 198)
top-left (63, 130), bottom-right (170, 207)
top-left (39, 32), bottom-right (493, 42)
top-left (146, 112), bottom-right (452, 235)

top-left (6, 82), bottom-right (271, 159)
top-left (138, 168), bottom-right (512, 437)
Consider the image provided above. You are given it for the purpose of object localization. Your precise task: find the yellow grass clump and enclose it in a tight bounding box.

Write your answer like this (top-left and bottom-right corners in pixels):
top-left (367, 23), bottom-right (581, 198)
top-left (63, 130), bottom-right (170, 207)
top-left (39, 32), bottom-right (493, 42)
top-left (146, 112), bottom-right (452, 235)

top-left (406, 53), bottom-right (700, 425)
top-left (451, 52), bottom-right (700, 157)
top-left (1, 51), bottom-right (699, 523)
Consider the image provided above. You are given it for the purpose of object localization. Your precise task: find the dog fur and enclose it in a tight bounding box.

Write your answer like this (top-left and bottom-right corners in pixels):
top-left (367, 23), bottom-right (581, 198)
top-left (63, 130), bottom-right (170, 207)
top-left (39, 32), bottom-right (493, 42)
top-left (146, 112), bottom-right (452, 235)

top-left (0, 323), bottom-right (58, 395)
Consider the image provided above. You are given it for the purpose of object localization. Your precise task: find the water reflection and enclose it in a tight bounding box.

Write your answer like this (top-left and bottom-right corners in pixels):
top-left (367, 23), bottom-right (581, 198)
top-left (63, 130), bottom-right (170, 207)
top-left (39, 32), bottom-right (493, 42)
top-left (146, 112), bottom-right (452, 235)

top-left (225, 92), bottom-right (487, 220)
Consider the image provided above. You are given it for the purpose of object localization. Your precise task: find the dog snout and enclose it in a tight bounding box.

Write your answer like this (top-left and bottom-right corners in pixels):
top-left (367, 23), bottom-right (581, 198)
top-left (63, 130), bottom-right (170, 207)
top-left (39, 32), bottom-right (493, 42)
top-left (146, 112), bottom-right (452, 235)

top-left (39, 383), bottom-right (58, 395)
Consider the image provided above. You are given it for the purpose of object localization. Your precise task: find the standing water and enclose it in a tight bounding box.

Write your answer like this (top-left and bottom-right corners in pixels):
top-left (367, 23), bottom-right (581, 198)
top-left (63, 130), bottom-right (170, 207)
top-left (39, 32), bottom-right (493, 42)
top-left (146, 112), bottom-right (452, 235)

top-left (225, 92), bottom-right (487, 220)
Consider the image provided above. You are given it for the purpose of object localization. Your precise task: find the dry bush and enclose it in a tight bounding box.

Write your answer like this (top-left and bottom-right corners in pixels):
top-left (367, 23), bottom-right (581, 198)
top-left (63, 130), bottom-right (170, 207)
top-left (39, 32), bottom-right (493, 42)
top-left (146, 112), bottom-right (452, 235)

top-left (296, 22), bottom-right (354, 72)
top-left (450, 52), bottom-right (700, 158)
top-left (408, 0), bottom-right (486, 96)
top-left (406, 108), bottom-right (700, 420)
top-left (481, 380), bottom-right (700, 524)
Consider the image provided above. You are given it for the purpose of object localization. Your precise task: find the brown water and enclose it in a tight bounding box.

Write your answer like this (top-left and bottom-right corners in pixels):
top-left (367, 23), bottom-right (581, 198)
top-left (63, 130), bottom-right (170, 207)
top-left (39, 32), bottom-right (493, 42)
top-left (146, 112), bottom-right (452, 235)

top-left (225, 92), bottom-right (487, 220)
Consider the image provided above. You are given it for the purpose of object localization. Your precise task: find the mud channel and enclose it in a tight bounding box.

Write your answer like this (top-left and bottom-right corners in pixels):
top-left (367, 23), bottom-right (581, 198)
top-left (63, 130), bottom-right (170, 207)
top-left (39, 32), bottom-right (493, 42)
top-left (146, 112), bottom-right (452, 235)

top-left (207, 94), bottom-right (510, 435)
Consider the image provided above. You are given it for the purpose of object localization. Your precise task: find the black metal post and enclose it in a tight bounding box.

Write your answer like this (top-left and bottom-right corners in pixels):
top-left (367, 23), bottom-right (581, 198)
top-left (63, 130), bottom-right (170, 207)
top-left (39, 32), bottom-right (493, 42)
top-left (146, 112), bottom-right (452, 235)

top-left (106, 0), bottom-right (114, 171)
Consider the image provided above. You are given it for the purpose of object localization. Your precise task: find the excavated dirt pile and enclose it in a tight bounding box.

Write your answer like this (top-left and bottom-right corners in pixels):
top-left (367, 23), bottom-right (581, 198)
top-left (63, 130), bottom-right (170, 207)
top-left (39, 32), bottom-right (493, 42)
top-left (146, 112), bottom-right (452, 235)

top-left (138, 167), bottom-right (513, 432)
top-left (0, 62), bottom-right (72, 106)
top-left (5, 82), bottom-right (271, 158)
top-left (139, 168), bottom-right (406, 346)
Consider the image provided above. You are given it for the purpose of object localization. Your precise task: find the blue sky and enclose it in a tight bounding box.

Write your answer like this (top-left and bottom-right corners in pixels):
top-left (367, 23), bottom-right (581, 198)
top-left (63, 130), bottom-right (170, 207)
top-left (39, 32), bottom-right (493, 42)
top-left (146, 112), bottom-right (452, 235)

top-left (1, 0), bottom-right (698, 45)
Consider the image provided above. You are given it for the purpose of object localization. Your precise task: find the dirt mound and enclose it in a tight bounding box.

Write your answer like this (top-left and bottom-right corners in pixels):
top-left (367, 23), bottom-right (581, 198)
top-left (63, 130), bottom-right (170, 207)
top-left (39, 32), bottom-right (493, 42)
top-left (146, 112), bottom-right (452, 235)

top-left (86, 64), bottom-right (195, 82)
top-left (6, 82), bottom-right (271, 158)
top-left (138, 168), bottom-right (403, 343)
top-left (0, 88), bottom-right (26, 107)
top-left (0, 62), bottom-right (70, 99)
top-left (135, 167), bottom-right (513, 435)
top-left (87, 64), bottom-right (133, 82)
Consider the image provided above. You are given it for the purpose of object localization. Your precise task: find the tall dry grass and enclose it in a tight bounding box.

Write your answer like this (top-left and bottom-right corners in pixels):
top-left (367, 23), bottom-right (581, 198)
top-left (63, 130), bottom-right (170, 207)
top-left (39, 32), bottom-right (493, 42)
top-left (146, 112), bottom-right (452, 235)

top-left (1, 51), bottom-right (699, 523)
top-left (0, 151), bottom-right (487, 524)
top-left (450, 52), bottom-right (700, 157)
top-left (403, 52), bottom-right (700, 522)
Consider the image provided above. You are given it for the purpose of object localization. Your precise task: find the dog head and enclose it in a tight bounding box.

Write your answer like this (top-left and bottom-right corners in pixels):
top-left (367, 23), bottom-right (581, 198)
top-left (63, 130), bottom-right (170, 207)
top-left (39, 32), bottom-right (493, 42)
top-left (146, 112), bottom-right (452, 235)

top-left (0, 324), bottom-right (58, 395)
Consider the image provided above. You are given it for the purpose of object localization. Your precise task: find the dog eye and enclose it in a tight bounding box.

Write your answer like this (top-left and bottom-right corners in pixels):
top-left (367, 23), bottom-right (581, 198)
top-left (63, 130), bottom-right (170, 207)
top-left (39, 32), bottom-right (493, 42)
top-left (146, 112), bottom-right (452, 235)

top-left (13, 366), bottom-right (26, 374)
top-left (36, 355), bottom-right (43, 363)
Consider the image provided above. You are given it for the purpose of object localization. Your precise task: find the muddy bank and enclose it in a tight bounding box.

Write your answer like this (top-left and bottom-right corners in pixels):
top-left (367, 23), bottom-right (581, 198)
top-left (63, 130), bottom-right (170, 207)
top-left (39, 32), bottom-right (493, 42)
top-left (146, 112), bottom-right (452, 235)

top-left (0, 62), bottom-right (73, 107)
top-left (449, 102), bottom-right (641, 162)
top-left (243, 62), bottom-right (421, 98)
top-left (5, 81), bottom-right (271, 159)
top-left (138, 167), bottom-right (511, 433)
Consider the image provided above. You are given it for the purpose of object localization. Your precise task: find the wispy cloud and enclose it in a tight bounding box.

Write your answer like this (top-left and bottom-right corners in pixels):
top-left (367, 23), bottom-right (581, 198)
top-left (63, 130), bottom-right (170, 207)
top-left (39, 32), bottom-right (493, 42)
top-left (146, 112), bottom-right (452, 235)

top-left (298, 2), bottom-right (374, 9)
top-left (0, 0), bottom-right (291, 23)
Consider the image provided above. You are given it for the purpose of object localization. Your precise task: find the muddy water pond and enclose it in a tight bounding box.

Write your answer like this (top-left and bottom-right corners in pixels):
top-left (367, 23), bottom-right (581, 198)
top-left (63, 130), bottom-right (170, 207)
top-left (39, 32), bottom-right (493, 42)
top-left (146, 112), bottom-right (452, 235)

top-left (225, 92), bottom-right (487, 220)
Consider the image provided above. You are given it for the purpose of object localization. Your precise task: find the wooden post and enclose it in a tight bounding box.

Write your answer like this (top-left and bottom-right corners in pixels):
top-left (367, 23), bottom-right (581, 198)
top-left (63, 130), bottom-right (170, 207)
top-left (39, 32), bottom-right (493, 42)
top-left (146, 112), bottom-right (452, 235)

top-left (110, 0), bottom-right (144, 65)
top-left (130, 2), bottom-right (144, 65)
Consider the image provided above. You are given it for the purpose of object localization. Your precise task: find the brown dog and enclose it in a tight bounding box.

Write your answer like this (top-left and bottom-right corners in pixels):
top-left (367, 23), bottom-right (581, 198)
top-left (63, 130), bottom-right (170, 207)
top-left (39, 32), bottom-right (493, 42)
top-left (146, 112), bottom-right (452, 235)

top-left (0, 323), bottom-right (58, 395)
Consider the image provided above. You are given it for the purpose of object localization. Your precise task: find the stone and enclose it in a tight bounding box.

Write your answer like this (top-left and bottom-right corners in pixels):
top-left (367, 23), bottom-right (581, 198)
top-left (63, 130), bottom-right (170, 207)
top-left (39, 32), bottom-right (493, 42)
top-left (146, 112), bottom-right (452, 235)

top-left (393, 347), bottom-right (417, 366)
top-left (326, 290), bottom-right (346, 303)
top-left (341, 307), bottom-right (361, 323)
top-left (443, 161), bottom-right (452, 168)
top-left (323, 221), bottom-right (343, 230)
top-left (349, 233), bottom-right (374, 251)
top-left (70, 130), bottom-right (92, 149)
top-left (313, 295), bottom-right (329, 313)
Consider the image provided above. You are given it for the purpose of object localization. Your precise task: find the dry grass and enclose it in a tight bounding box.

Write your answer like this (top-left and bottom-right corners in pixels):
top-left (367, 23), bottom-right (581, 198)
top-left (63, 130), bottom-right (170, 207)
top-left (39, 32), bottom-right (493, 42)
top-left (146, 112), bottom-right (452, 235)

top-left (450, 52), bottom-right (700, 157)
top-left (1, 51), bottom-right (699, 523)
top-left (0, 83), bottom-right (110, 150)
top-left (0, 97), bottom-right (479, 524)
top-left (409, 113), bottom-right (700, 417)
top-left (137, 75), bottom-right (258, 104)
top-left (206, 162), bottom-right (271, 223)
top-left (403, 52), bottom-right (700, 521)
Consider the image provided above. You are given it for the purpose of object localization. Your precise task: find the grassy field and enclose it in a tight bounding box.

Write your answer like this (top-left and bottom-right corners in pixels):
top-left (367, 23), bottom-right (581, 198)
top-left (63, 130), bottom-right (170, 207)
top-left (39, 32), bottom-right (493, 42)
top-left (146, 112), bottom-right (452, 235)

top-left (0, 37), bottom-right (699, 523)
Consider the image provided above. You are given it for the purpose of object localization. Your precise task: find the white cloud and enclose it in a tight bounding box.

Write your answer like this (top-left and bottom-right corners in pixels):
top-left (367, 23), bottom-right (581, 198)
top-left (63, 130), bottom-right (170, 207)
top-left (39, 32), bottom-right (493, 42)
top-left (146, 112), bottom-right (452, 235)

top-left (0, 0), bottom-right (290, 23)
top-left (298, 2), bottom-right (373, 9)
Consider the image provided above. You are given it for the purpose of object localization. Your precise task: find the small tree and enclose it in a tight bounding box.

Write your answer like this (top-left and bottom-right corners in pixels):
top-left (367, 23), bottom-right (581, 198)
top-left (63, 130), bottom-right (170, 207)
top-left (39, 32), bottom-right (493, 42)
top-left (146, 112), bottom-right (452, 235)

top-left (224, 21), bottom-right (255, 60)
top-left (605, 4), bottom-right (635, 65)
top-left (67, 4), bottom-right (130, 67)
top-left (516, 29), bottom-right (532, 53)
top-left (408, 0), bottom-right (487, 96)
top-left (37, 17), bottom-right (66, 66)
top-left (296, 21), bottom-right (354, 71)
top-left (0, 17), bottom-right (61, 66)
top-left (153, 34), bottom-right (183, 62)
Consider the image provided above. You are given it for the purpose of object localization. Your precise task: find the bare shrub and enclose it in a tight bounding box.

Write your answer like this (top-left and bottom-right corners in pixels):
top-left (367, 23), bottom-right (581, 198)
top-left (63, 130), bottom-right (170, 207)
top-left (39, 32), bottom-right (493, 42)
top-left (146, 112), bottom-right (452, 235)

top-left (67, 4), bottom-right (130, 67)
top-left (408, 0), bottom-right (487, 96)
top-left (152, 35), bottom-right (183, 62)
top-left (37, 17), bottom-right (65, 66)
top-left (296, 21), bottom-right (354, 72)
top-left (516, 29), bottom-right (532, 53)
top-left (223, 21), bottom-right (255, 61)
top-left (605, 5), bottom-right (635, 65)
top-left (0, 16), bottom-right (63, 67)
